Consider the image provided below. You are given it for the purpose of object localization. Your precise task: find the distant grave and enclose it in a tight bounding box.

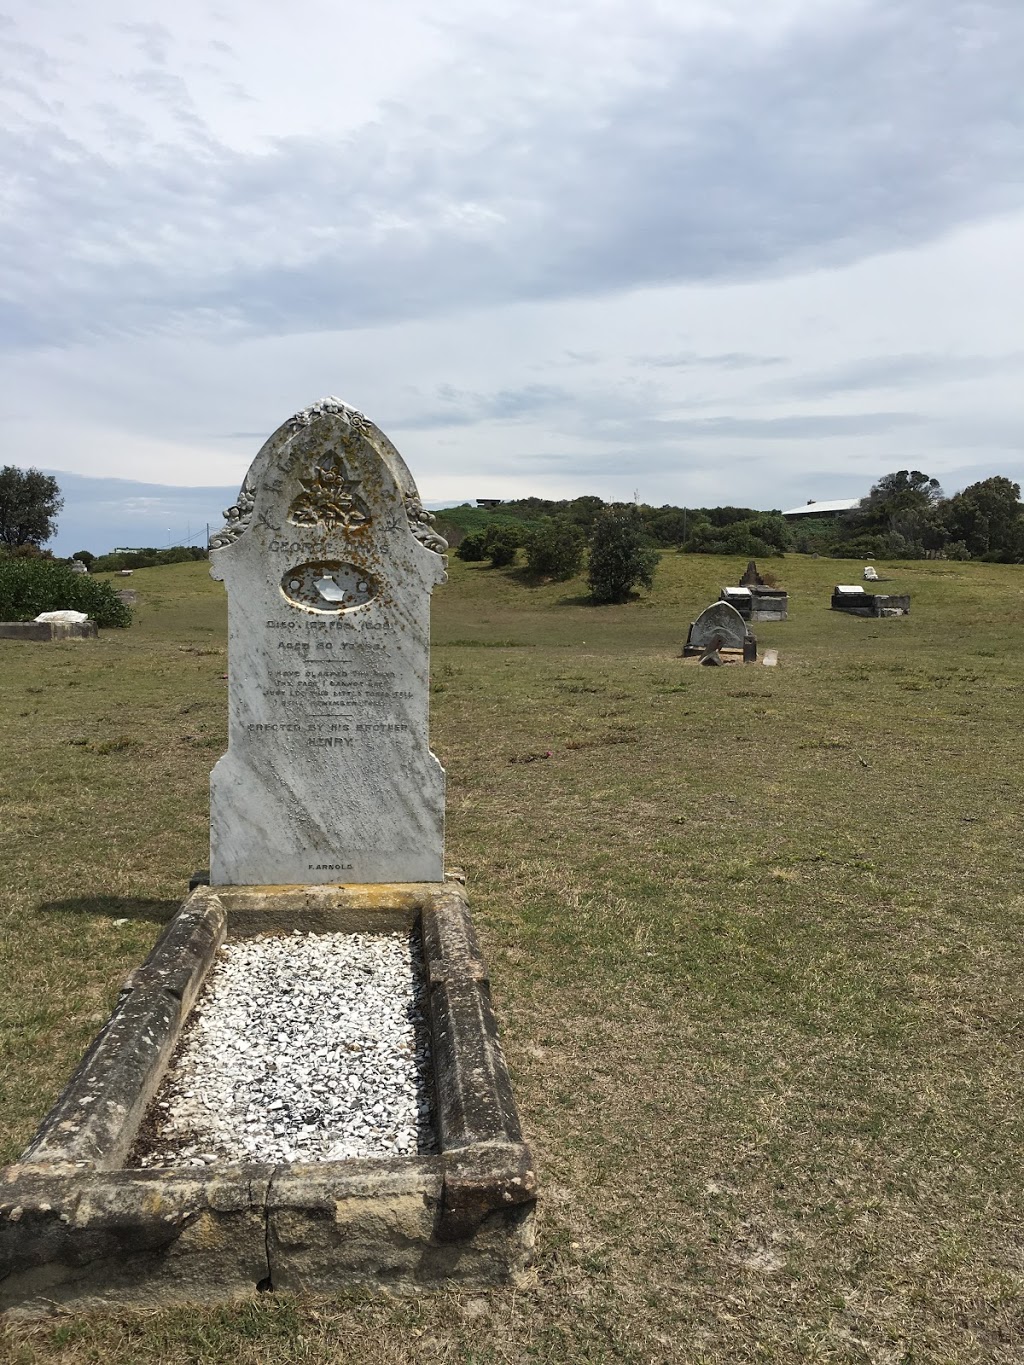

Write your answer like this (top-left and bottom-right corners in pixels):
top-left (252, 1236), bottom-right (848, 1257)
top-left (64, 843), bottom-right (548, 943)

top-left (719, 561), bottom-right (788, 621)
top-left (683, 599), bottom-right (757, 664)
top-left (2, 398), bottom-right (535, 1313)
top-left (832, 584), bottom-right (910, 617)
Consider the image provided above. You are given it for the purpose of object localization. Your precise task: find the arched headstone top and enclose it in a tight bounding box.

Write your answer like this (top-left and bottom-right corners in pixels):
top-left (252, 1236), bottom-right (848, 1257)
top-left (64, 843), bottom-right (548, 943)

top-left (687, 599), bottom-right (748, 651)
top-left (210, 397), bottom-right (447, 557)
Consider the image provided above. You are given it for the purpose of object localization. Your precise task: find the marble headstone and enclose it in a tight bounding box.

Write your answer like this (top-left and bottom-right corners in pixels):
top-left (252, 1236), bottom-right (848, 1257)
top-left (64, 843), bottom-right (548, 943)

top-left (208, 398), bottom-right (448, 886)
top-left (686, 600), bottom-right (748, 652)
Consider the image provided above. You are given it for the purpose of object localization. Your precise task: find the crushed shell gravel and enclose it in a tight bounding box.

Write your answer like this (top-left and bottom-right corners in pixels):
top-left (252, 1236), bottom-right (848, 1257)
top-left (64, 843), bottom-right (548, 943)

top-left (133, 930), bottom-right (434, 1167)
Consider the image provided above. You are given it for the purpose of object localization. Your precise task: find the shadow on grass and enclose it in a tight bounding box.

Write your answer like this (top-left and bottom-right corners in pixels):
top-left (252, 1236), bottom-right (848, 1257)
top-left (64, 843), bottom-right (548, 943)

top-left (38, 895), bottom-right (179, 924)
top-left (554, 591), bottom-right (648, 607)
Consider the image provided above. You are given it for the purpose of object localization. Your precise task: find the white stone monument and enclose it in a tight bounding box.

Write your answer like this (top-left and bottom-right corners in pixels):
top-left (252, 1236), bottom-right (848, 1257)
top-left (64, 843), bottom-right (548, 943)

top-left (208, 398), bottom-right (448, 886)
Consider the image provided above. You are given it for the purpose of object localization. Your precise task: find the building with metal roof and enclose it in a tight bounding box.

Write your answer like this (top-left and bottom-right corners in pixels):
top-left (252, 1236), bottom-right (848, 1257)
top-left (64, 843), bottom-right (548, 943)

top-left (780, 498), bottom-right (860, 520)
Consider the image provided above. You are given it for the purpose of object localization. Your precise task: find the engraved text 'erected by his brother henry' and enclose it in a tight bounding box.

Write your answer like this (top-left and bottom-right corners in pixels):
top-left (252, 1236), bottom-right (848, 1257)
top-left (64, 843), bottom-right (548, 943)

top-left (208, 398), bottom-right (449, 886)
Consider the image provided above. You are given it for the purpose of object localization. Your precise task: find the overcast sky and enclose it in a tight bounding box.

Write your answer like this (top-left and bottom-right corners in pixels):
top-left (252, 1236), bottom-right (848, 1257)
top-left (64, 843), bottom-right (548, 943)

top-left (2, 0), bottom-right (1022, 552)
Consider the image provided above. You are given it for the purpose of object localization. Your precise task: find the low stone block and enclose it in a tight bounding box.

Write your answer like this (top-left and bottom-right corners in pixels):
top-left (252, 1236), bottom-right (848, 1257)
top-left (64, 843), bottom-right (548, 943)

top-left (0, 621), bottom-right (98, 641)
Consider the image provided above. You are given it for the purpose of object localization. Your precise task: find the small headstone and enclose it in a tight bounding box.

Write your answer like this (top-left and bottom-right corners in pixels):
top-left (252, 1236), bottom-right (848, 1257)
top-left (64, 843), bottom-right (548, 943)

top-left (699, 649), bottom-right (723, 666)
top-left (863, 565), bottom-right (879, 582)
top-left (208, 397), bottom-right (449, 886)
top-left (762, 649), bottom-right (778, 667)
top-left (70, 560), bottom-right (89, 575)
top-left (739, 560), bottom-right (765, 588)
top-left (686, 600), bottom-right (748, 653)
top-left (118, 569), bottom-right (133, 577)
top-left (831, 584), bottom-right (871, 614)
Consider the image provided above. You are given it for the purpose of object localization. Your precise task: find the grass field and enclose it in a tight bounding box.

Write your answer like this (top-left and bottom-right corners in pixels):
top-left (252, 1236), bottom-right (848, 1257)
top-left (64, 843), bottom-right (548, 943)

top-left (2, 551), bottom-right (1023, 1363)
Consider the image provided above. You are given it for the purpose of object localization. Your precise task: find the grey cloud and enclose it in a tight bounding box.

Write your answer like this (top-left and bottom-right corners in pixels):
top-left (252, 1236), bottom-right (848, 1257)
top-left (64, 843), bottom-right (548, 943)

top-left (119, 22), bottom-right (172, 67)
top-left (779, 352), bottom-right (1024, 397)
top-left (396, 384), bottom-right (574, 429)
top-left (588, 412), bottom-right (924, 442)
top-left (2, 0), bottom-right (1023, 347)
top-left (634, 351), bottom-right (787, 370)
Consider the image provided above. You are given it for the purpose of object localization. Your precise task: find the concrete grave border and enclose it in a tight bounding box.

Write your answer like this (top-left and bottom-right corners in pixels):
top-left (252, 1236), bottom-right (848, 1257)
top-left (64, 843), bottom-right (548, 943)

top-left (0, 621), bottom-right (98, 641)
top-left (1, 880), bottom-right (536, 1314)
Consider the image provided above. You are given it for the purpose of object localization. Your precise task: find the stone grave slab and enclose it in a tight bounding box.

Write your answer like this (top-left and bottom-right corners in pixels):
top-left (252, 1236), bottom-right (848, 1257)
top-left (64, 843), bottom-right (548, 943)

top-left (208, 397), bottom-right (448, 886)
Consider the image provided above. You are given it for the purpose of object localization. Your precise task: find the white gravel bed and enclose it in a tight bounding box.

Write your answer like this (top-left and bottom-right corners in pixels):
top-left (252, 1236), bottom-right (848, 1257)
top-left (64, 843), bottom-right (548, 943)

top-left (133, 930), bottom-right (434, 1168)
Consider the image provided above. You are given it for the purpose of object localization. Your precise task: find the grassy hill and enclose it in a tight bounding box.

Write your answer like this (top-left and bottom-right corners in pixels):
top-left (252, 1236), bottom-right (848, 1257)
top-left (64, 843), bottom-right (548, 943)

top-left (3, 553), bottom-right (1023, 1362)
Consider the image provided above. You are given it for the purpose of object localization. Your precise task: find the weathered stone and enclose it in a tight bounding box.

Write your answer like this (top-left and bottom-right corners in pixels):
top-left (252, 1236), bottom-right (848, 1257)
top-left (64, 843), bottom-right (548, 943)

top-left (872, 594), bottom-right (910, 616)
top-left (749, 587), bottom-right (788, 622)
top-left (686, 600), bottom-right (748, 653)
top-left (0, 620), bottom-right (98, 641)
top-left (720, 586), bottom-right (753, 618)
top-left (208, 398), bottom-right (448, 886)
top-left (739, 560), bottom-right (765, 588)
top-left (2, 881), bottom-right (536, 1311)
top-left (20, 899), bottom-right (226, 1171)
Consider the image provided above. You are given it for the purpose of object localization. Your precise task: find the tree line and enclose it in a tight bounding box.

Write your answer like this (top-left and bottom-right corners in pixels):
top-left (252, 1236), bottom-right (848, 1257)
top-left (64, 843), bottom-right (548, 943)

top-left (439, 471), bottom-right (1024, 564)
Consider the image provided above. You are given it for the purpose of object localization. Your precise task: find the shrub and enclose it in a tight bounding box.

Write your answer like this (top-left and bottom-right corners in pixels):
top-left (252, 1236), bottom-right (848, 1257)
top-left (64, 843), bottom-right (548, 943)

top-left (91, 546), bottom-right (207, 572)
top-left (455, 531), bottom-right (489, 562)
top-left (484, 525), bottom-right (521, 567)
top-left (0, 557), bottom-right (133, 627)
top-left (682, 514), bottom-right (791, 558)
top-left (524, 518), bottom-right (585, 580)
top-left (587, 505), bottom-right (658, 604)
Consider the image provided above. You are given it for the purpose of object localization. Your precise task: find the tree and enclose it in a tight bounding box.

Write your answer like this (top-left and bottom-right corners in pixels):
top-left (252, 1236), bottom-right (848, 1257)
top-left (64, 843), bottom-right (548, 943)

top-left (844, 469), bottom-right (946, 557)
top-left (72, 550), bottom-right (96, 565)
top-left (941, 476), bottom-right (1023, 559)
top-left (587, 505), bottom-right (658, 604)
top-left (861, 470), bottom-right (944, 513)
top-left (0, 467), bottom-right (63, 548)
top-left (524, 518), bottom-right (585, 580)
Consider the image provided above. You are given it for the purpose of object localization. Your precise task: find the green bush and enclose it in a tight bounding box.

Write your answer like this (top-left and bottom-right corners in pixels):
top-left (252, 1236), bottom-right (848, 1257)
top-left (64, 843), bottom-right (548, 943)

top-left (455, 531), bottom-right (489, 562)
top-left (587, 506), bottom-right (658, 604)
top-left (524, 518), bottom-right (585, 580)
top-left (682, 514), bottom-right (791, 558)
top-left (484, 525), bottom-right (522, 567)
top-left (0, 557), bottom-right (133, 627)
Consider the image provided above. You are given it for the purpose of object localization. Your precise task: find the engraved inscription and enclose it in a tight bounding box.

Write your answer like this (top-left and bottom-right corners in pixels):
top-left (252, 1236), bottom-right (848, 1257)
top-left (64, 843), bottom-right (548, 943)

top-left (281, 561), bottom-right (378, 613)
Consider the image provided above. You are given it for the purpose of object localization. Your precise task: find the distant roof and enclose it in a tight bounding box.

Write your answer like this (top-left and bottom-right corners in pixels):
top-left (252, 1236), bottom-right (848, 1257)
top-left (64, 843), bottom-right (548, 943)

top-left (781, 498), bottom-right (860, 517)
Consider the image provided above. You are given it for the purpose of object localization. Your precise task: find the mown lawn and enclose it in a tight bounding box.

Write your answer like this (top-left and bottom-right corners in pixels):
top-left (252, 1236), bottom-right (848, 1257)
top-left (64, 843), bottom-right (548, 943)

top-left (2, 552), bottom-right (1023, 1363)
